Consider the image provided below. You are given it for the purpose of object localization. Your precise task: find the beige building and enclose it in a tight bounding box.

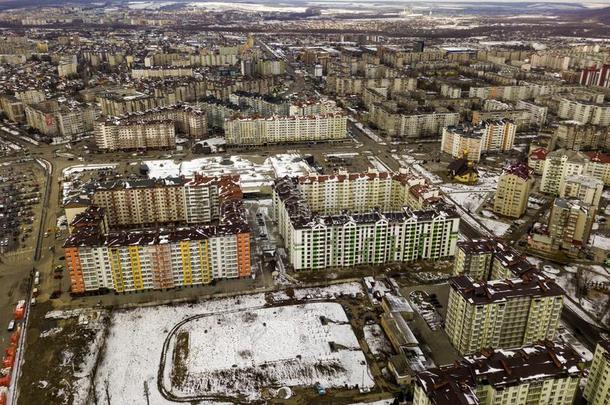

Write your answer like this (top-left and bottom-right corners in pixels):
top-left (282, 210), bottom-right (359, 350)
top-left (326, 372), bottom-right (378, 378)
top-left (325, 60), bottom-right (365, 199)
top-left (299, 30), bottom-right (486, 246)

top-left (540, 149), bottom-right (588, 195)
top-left (453, 239), bottom-right (537, 281)
top-left (441, 125), bottom-right (484, 162)
top-left (370, 104), bottom-right (459, 139)
top-left (82, 175), bottom-right (240, 228)
top-left (414, 341), bottom-right (583, 405)
top-left (493, 163), bottom-right (534, 218)
top-left (584, 339), bottom-right (610, 405)
top-left (131, 67), bottom-right (193, 79)
top-left (94, 119), bottom-right (176, 151)
top-left (548, 198), bottom-right (595, 252)
top-left (25, 100), bottom-right (95, 138)
top-left (554, 121), bottom-right (610, 151)
top-left (441, 120), bottom-right (515, 162)
top-left (559, 174), bottom-right (604, 207)
top-left (558, 98), bottom-right (610, 126)
top-left (224, 113), bottom-right (347, 145)
top-left (445, 275), bottom-right (564, 355)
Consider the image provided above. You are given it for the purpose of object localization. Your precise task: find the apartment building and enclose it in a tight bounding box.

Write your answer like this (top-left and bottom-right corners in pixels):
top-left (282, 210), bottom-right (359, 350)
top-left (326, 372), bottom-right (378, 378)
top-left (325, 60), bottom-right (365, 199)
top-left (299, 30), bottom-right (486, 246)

top-left (370, 104), bottom-right (459, 139)
top-left (273, 172), bottom-right (458, 271)
top-left (580, 63), bottom-right (610, 88)
top-left (528, 147), bottom-right (548, 175)
top-left (229, 91), bottom-right (289, 116)
top-left (105, 104), bottom-right (207, 139)
top-left (554, 121), bottom-right (610, 151)
top-left (131, 67), bottom-right (194, 79)
top-left (548, 198), bottom-right (595, 252)
top-left (472, 109), bottom-right (531, 130)
top-left (441, 125), bottom-right (484, 162)
top-left (493, 163), bottom-right (534, 218)
top-left (86, 174), bottom-right (241, 227)
top-left (441, 120), bottom-right (516, 162)
top-left (414, 341), bottom-right (583, 405)
top-left (326, 75), bottom-right (417, 96)
top-left (453, 239), bottom-right (537, 281)
top-left (94, 119), bottom-right (175, 151)
top-left (144, 52), bottom-right (238, 67)
top-left (468, 84), bottom-right (558, 102)
top-left (515, 100), bottom-right (548, 126)
top-left (196, 96), bottom-right (242, 129)
top-left (584, 151), bottom-right (610, 186)
top-left (25, 99), bottom-right (95, 138)
top-left (64, 176), bottom-right (250, 294)
top-left (558, 98), bottom-right (610, 126)
top-left (540, 149), bottom-right (588, 195)
top-left (445, 275), bottom-right (564, 355)
top-left (224, 113), bottom-right (347, 145)
top-left (58, 54), bottom-right (77, 77)
top-left (0, 94), bottom-right (26, 123)
top-left (583, 339), bottom-right (610, 405)
top-left (64, 207), bottom-right (251, 294)
top-left (559, 174), bottom-right (604, 207)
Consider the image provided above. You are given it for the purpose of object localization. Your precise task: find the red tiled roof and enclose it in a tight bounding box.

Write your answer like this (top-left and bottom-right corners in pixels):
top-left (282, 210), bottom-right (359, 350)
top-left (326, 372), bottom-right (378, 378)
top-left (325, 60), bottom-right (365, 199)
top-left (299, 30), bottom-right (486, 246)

top-left (529, 147), bottom-right (547, 161)
top-left (585, 151), bottom-right (610, 164)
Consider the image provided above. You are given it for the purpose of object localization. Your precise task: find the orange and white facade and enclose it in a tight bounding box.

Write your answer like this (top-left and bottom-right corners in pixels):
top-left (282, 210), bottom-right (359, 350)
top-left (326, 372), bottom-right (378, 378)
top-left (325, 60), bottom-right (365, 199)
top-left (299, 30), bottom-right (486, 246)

top-left (64, 175), bottom-right (251, 294)
top-left (65, 226), bottom-right (251, 293)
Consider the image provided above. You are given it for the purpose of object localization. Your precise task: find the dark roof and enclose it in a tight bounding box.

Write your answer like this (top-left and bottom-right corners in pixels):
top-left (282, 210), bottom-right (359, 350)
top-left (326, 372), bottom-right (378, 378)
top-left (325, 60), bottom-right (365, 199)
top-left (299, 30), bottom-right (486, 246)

top-left (416, 341), bottom-right (584, 405)
top-left (449, 274), bottom-right (564, 305)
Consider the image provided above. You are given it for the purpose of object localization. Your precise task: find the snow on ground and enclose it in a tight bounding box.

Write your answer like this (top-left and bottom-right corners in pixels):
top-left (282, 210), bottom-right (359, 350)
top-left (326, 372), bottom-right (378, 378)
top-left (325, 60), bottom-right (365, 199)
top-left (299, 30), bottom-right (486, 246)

top-left (591, 234), bottom-right (610, 250)
top-left (143, 154), bottom-right (314, 193)
top-left (164, 302), bottom-right (374, 401)
top-left (95, 283), bottom-right (369, 404)
top-left (478, 217), bottom-right (510, 237)
top-left (444, 191), bottom-right (488, 211)
top-left (363, 324), bottom-right (392, 356)
top-left (557, 324), bottom-right (593, 362)
top-left (95, 294), bottom-right (266, 404)
top-left (62, 163), bottom-right (119, 178)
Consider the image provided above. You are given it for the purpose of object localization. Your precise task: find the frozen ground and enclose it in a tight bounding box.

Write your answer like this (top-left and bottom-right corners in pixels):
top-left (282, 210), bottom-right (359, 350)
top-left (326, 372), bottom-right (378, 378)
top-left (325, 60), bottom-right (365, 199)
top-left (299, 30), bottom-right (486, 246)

top-left (143, 153), bottom-right (314, 192)
top-left (591, 234), bottom-right (610, 250)
top-left (363, 324), bottom-right (392, 356)
top-left (163, 302), bottom-right (374, 401)
top-left (94, 283), bottom-right (371, 404)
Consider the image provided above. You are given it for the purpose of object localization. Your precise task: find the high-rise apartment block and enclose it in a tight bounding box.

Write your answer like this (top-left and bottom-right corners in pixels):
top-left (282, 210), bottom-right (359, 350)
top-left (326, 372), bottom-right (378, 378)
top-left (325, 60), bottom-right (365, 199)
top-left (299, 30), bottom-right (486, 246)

top-left (493, 163), bottom-right (534, 218)
top-left (273, 171), bottom-right (457, 270)
top-left (86, 175), bottom-right (234, 228)
top-left (94, 119), bottom-right (176, 151)
top-left (558, 98), bottom-right (610, 126)
top-left (441, 120), bottom-right (516, 162)
top-left (540, 149), bottom-right (588, 195)
top-left (414, 341), bottom-right (583, 405)
top-left (224, 113), bottom-right (347, 145)
top-left (25, 99), bottom-right (95, 138)
top-left (584, 339), bottom-right (610, 405)
top-left (445, 275), bottom-right (564, 355)
top-left (453, 239), bottom-right (537, 281)
top-left (559, 174), bottom-right (604, 207)
top-left (64, 176), bottom-right (251, 294)
top-left (548, 198), bottom-right (595, 252)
